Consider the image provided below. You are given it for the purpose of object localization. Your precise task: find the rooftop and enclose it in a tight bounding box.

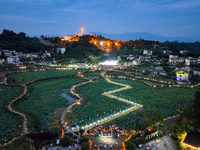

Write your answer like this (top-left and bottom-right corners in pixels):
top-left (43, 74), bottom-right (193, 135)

top-left (183, 133), bottom-right (200, 148)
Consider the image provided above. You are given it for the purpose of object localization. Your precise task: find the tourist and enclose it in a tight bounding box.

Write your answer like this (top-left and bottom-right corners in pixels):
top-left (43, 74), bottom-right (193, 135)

top-left (69, 145), bottom-right (71, 150)
top-left (107, 142), bottom-right (108, 146)
top-left (157, 143), bottom-right (159, 149)
top-left (110, 145), bottom-right (112, 149)
top-left (104, 145), bottom-right (107, 149)
top-left (99, 143), bottom-right (102, 149)
top-left (164, 141), bottom-right (166, 147)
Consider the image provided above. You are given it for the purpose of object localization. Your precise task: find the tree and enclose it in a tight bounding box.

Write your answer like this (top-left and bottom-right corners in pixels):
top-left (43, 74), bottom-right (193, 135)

top-left (125, 141), bottom-right (136, 150)
top-left (81, 142), bottom-right (90, 150)
top-left (48, 109), bottom-right (65, 138)
top-left (143, 108), bottom-right (163, 130)
top-left (1, 51), bottom-right (7, 59)
top-left (60, 136), bottom-right (73, 147)
top-left (58, 50), bottom-right (62, 60)
top-left (194, 89), bottom-right (200, 125)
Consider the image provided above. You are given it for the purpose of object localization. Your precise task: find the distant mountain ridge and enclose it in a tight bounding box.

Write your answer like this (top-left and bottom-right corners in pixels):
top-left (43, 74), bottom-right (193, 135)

top-left (90, 32), bottom-right (200, 42)
top-left (32, 32), bottom-right (200, 42)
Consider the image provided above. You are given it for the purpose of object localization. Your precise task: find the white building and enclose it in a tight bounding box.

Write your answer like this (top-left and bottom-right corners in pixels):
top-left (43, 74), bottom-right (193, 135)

top-left (0, 58), bottom-right (5, 64)
top-left (163, 50), bottom-right (173, 55)
top-left (30, 52), bottom-right (40, 58)
top-left (168, 55), bottom-right (185, 65)
top-left (185, 58), bottom-right (200, 66)
top-left (143, 50), bottom-right (152, 55)
top-left (193, 70), bottom-right (200, 76)
top-left (43, 51), bottom-right (51, 57)
top-left (180, 50), bottom-right (189, 55)
top-left (56, 48), bottom-right (66, 54)
top-left (20, 52), bottom-right (30, 58)
top-left (2, 50), bottom-right (16, 57)
top-left (7, 56), bottom-right (21, 64)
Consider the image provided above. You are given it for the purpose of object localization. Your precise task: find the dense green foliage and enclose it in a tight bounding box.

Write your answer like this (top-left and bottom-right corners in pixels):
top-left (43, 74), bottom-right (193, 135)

top-left (7, 69), bottom-right (86, 85)
top-left (0, 29), bottom-right (46, 52)
top-left (111, 78), bottom-right (196, 117)
top-left (74, 78), bottom-right (130, 126)
top-left (81, 142), bottom-right (90, 150)
top-left (125, 141), bottom-right (136, 150)
top-left (60, 136), bottom-right (73, 147)
top-left (16, 77), bottom-right (87, 132)
top-left (3, 136), bottom-right (35, 150)
top-left (0, 85), bottom-right (22, 142)
top-left (65, 35), bottom-right (103, 60)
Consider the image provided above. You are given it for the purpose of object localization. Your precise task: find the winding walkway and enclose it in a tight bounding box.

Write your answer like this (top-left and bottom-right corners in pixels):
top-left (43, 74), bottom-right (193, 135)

top-left (70, 72), bottom-right (143, 131)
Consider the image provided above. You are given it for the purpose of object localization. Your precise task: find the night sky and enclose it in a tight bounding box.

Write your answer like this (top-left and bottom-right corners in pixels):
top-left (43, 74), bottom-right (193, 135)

top-left (0, 0), bottom-right (200, 39)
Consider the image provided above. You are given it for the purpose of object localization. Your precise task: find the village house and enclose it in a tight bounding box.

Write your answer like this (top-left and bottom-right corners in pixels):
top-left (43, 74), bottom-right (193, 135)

top-left (7, 56), bottom-right (22, 65)
top-left (163, 50), bottom-right (173, 55)
top-left (56, 48), bottom-right (66, 54)
top-left (168, 55), bottom-right (185, 65)
top-left (30, 52), bottom-right (40, 58)
top-left (2, 49), bottom-right (16, 57)
top-left (132, 58), bottom-right (140, 65)
top-left (180, 50), bottom-right (189, 55)
top-left (185, 57), bottom-right (200, 66)
top-left (152, 69), bottom-right (167, 76)
top-left (20, 52), bottom-right (30, 58)
top-left (42, 51), bottom-right (51, 58)
top-left (193, 69), bottom-right (200, 76)
top-left (0, 58), bottom-right (5, 64)
top-left (175, 66), bottom-right (190, 81)
top-left (143, 50), bottom-right (152, 55)
top-left (125, 54), bottom-right (136, 60)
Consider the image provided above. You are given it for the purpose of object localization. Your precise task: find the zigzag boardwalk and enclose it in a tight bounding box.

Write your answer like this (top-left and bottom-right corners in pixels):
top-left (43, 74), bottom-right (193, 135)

top-left (71, 72), bottom-right (142, 131)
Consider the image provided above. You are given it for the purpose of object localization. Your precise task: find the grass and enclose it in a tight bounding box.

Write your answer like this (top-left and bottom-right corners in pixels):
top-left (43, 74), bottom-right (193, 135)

top-left (0, 85), bottom-right (23, 143)
top-left (7, 69), bottom-right (87, 85)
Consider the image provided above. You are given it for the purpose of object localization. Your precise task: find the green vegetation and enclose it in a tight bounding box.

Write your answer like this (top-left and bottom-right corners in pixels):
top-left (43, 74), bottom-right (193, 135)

top-left (74, 78), bottom-right (130, 126)
top-left (7, 69), bottom-right (86, 85)
top-left (125, 141), bottom-right (136, 150)
top-left (0, 85), bottom-right (23, 142)
top-left (83, 70), bottom-right (102, 78)
top-left (3, 136), bottom-right (35, 150)
top-left (111, 78), bottom-right (196, 117)
top-left (81, 142), bottom-right (90, 150)
top-left (15, 76), bottom-right (87, 132)
top-left (0, 29), bottom-right (46, 52)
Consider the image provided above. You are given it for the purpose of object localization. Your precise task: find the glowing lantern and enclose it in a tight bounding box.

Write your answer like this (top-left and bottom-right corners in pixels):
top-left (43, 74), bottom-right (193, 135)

top-left (81, 26), bottom-right (85, 35)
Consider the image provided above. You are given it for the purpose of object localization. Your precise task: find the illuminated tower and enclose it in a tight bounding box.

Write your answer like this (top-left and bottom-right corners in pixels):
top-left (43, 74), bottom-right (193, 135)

top-left (81, 26), bottom-right (85, 35)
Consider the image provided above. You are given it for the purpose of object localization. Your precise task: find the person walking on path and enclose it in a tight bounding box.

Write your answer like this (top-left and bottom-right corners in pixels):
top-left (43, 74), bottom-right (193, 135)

top-left (164, 141), bottom-right (166, 147)
top-left (156, 143), bottom-right (159, 150)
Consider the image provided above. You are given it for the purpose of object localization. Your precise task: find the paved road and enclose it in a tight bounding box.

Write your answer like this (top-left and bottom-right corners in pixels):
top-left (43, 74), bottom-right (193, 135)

top-left (136, 135), bottom-right (179, 150)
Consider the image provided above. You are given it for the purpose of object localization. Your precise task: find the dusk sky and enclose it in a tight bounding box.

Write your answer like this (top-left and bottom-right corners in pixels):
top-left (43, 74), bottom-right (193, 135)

top-left (0, 0), bottom-right (200, 39)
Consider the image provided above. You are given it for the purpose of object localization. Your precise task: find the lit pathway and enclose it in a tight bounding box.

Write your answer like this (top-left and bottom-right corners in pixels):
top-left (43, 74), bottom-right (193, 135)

top-left (71, 72), bottom-right (142, 131)
top-left (2, 75), bottom-right (29, 135)
top-left (7, 85), bottom-right (29, 134)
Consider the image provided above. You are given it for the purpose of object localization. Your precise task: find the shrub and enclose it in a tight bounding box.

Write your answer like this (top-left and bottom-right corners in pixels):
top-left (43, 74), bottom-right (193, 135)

top-left (81, 142), bottom-right (90, 150)
top-left (158, 130), bottom-right (164, 137)
top-left (125, 141), bottom-right (136, 150)
top-left (80, 137), bottom-right (89, 144)
top-left (60, 136), bottom-right (73, 147)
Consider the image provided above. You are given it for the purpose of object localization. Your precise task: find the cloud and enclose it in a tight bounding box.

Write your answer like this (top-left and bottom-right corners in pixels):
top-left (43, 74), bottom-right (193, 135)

top-left (0, 14), bottom-right (59, 23)
top-left (14, 0), bottom-right (52, 4)
top-left (129, 0), bottom-right (200, 11)
top-left (0, 15), bottom-right (22, 20)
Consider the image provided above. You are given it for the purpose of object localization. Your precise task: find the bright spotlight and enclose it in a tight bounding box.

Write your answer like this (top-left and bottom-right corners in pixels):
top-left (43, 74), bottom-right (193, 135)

top-left (100, 41), bottom-right (103, 45)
